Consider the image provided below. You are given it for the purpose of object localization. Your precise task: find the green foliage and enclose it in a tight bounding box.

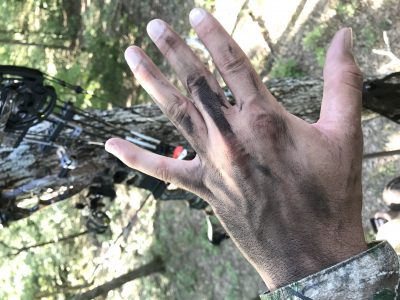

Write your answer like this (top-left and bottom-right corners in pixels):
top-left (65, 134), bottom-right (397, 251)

top-left (373, 288), bottom-right (398, 300)
top-left (336, 2), bottom-right (357, 17)
top-left (196, 0), bottom-right (216, 11)
top-left (361, 26), bottom-right (378, 48)
top-left (364, 230), bottom-right (376, 244)
top-left (0, 186), bottom-right (161, 299)
top-left (302, 26), bottom-right (327, 67)
top-left (378, 161), bottom-right (397, 177)
top-left (269, 58), bottom-right (304, 79)
top-left (0, 0), bottom-right (194, 108)
top-left (0, 200), bottom-right (88, 299)
top-left (302, 26), bottom-right (326, 50)
top-left (315, 47), bottom-right (326, 67)
top-left (225, 261), bottom-right (240, 300)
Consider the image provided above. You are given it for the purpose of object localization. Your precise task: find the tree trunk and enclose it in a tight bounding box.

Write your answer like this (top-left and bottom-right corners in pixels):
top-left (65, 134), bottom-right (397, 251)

top-left (61, 0), bottom-right (83, 49)
top-left (1, 74), bottom-right (399, 224)
top-left (73, 256), bottom-right (164, 300)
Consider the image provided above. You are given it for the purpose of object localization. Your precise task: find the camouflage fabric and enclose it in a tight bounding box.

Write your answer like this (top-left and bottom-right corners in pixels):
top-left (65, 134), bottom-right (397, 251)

top-left (260, 241), bottom-right (400, 300)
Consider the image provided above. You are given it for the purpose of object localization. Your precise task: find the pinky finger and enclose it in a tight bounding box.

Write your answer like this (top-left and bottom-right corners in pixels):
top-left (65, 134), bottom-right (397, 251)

top-left (105, 137), bottom-right (201, 192)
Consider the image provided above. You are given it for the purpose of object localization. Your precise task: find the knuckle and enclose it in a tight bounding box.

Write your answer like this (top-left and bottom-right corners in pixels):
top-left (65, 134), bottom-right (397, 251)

top-left (339, 64), bottom-right (363, 79)
top-left (220, 53), bottom-right (246, 75)
top-left (251, 112), bottom-right (294, 147)
top-left (341, 67), bottom-right (363, 91)
top-left (251, 112), bottom-right (278, 133)
top-left (327, 64), bottom-right (363, 90)
top-left (164, 95), bottom-right (188, 125)
top-left (324, 63), bottom-right (363, 93)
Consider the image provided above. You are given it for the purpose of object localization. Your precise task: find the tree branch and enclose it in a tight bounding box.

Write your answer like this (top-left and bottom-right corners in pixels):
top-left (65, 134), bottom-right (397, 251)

top-left (3, 230), bottom-right (89, 257)
top-left (0, 39), bottom-right (70, 50)
top-left (248, 12), bottom-right (275, 59)
top-left (230, 0), bottom-right (250, 36)
top-left (73, 256), bottom-right (165, 300)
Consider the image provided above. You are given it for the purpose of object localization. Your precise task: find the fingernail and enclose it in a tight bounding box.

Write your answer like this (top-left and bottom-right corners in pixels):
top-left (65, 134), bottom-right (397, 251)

top-left (124, 47), bottom-right (141, 70)
top-left (105, 139), bottom-right (116, 154)
top-left (147, 19), bottom-right (165, 41)
top-left (189, 8), bottom-right (206, 27)
top-left (345, 27), bottom-right (353, 52)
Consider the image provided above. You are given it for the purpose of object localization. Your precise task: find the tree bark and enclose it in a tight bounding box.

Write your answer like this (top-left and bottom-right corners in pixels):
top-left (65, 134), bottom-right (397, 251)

top-left (1, 74), bottom-right (399, 224)
top-left (73, 256), bottom-right (164, 300)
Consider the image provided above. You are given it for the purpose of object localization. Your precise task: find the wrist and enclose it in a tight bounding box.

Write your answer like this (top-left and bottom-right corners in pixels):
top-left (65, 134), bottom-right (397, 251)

top-left (260, 223), bottom-right (368, 290)
top-left (260, 241), bottom-right (399, 299)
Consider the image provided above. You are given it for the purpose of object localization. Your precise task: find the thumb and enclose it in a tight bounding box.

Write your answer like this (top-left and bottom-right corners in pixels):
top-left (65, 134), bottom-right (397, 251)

top-left (105, 137), bottom-right (199, 191)
top-left (319, 28), bottom-right (363, 128)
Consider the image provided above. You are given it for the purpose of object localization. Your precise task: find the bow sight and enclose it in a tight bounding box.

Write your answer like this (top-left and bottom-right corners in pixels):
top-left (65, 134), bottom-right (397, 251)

top-left (0, 65), bottom-right (186, 176)
top-left (0, 66), bottom-right (56, 146)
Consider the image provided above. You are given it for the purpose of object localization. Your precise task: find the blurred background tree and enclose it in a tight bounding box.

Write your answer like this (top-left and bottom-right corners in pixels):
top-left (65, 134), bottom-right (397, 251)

top-left (0, 0), bottom-right (195, 108)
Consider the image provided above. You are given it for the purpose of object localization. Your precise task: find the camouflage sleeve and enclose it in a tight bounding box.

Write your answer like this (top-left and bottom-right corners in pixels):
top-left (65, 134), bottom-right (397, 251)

top-left (260, 241), bottom-right (399, 300)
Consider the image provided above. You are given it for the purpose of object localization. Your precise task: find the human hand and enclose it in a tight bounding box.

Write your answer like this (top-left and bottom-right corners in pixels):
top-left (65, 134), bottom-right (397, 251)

top-left (105, 8), bottom-right (368, 290)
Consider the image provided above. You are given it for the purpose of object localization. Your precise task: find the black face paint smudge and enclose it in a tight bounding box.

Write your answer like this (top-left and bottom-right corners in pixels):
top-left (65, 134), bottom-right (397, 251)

top-left (250, 71), bottom-right (260, 92)
top-left (143, 62), bottom-right (158, 80)
top-left (254, 163), bottom-right (273, 178)
top-left (216, 92), bottom-right (229, 109)
top-left (299, 176), bottom-right (332, 218)
top-left (228, 44), bottom-right (234, 55)
top-left (169, 95), bottom-right (195, 135)
top-left (269, 113), bottom-right (296, 149)
top-left (182, 114), bottom-right (194, 135)
top-left (186, 74), bottom-right (233, 135)
top-left (164, 35), bottom-right (178, 50)
top-left (345, 159), bottom-right (358, 190)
